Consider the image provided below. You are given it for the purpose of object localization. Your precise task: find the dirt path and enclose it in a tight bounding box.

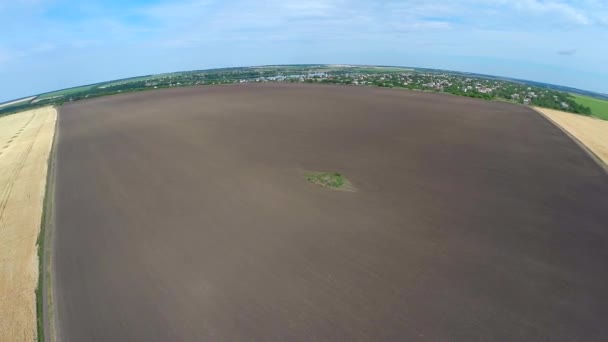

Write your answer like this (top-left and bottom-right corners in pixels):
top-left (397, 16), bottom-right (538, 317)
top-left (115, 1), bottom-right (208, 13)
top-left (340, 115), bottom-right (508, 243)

top-left (533, 107), bottom-right (608, 170)
top-left (0, 107), bottom-right (57, 342)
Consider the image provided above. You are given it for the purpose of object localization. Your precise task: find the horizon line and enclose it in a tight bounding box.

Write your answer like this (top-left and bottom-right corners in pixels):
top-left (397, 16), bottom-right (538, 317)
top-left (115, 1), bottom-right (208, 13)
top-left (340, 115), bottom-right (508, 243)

top-left (1, 64), bottom-right (606, 105)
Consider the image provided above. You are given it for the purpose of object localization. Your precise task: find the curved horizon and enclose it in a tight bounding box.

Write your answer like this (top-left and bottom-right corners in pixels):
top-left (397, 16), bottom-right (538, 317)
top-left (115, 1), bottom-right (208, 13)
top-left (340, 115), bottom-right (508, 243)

top-left (1, 0), bottom-right (607, 102)
top-left (1, 63), bottom-right (606, 105)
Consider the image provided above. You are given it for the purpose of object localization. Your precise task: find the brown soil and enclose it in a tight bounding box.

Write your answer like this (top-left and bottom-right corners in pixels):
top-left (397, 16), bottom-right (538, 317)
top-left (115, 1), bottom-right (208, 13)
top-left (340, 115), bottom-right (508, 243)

top-left (55, 84), bottom-right (608, 341)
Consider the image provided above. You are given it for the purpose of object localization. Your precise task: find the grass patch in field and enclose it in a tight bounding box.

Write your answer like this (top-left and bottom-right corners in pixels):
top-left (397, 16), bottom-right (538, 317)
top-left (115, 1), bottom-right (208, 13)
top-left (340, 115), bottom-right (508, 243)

top-left (572, 94), bottom-right (608, 120)
top-left (305, 172), bottom-right (355, 191)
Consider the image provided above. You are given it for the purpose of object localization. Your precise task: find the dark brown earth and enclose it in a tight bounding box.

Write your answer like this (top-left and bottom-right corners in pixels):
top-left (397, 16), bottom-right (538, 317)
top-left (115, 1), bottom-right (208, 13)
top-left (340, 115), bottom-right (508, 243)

top-left (54, 84), bottom-right (608, 341)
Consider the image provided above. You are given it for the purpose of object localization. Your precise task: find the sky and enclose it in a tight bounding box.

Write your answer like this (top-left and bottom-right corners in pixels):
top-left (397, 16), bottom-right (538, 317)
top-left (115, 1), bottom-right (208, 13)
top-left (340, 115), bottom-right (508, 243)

top-left (0, 0), bottom-right (607, 102)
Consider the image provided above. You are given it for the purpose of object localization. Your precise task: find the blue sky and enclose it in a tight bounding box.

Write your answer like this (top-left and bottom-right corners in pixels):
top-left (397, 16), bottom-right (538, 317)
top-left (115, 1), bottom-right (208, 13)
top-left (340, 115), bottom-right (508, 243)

top-left (0, 0), bottom-right (607, 102)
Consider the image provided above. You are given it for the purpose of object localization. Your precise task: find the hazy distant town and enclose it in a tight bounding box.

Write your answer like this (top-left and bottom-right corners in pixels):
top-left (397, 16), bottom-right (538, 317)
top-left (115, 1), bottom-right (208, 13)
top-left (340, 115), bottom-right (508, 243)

top-left (1, 65), bottom-right (601, 117)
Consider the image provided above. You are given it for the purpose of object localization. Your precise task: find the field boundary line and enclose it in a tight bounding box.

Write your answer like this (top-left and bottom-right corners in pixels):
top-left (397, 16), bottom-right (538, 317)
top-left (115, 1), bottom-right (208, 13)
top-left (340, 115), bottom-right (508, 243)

top-left (38, 107), bottom-right (60, 342)
top-left (530, 106), bottom-right (608, 175)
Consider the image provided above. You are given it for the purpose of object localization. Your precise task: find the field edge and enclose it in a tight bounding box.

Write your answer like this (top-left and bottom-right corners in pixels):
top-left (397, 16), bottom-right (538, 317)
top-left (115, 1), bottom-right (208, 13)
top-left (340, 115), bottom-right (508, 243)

top-left (36, 107), bottom-right (60, 342)
top-left (531, 106), bottom-right (608, 174)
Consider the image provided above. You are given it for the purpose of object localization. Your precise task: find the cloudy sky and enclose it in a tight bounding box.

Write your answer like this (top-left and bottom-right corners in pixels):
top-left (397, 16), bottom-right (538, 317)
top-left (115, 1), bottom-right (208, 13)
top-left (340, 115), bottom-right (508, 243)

top-left (0, 0), bottom-right (606, 102)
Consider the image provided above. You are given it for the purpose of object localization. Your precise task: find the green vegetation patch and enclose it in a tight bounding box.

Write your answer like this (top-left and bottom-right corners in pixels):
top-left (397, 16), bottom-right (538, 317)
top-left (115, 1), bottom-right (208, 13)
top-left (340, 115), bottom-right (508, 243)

top-left (572, 94), bottom-right (608, 120)
top-left (305, 172), bottom-right (355, 191)
top-left (36, 84), bottom-right (99, 100)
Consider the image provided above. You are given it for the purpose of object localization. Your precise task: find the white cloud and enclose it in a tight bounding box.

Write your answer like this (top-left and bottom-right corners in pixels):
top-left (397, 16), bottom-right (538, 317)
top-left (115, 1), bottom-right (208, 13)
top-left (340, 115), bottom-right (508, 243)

top-left (0, 43), bottom-right (56, 67)
top-left (133, 0), bottom-right (456, 49)
top-left (510, 0), bottom-right (591, 25)
top-left (2, 0), bottom-right (608, 100)
top-left (279, 0), bottom-right (339, 15)
top-left (139, 0), bottom-right (216, 22)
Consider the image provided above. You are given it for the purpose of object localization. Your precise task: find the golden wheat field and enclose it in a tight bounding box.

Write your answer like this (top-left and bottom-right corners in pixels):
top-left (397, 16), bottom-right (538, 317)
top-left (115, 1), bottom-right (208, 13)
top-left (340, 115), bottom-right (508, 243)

top-left (0, 107), bottom-right (56, 342)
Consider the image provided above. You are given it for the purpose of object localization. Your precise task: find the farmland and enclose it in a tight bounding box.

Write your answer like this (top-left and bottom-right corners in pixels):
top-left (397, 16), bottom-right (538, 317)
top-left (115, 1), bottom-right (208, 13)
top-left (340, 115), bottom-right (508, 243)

top-left (35, 84), bottom-right (100, 101)
top-left (2, 65), bottom-right (606, 119)
top-left (53, 84), bottom-right (608, 341)
top-left (0, 107), bottom-right (56, 342)
top-left (572, 94), bottom-right (608, 120)
top-left (0, 96), bottom-right (36, 109)
top-left (534, 107), bottom-right (608, 167)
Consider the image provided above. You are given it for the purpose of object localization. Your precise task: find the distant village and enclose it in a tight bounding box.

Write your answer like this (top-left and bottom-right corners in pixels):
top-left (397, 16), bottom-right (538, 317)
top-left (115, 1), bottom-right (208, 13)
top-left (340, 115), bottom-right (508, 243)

top-left (247, 71), bottom-right (584, 112)
top-left (1, 66), bottom-right (591, 116)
